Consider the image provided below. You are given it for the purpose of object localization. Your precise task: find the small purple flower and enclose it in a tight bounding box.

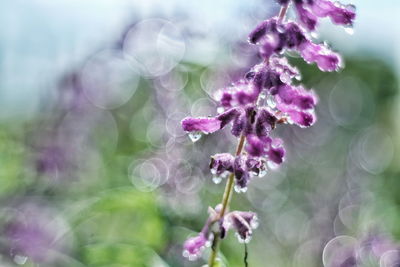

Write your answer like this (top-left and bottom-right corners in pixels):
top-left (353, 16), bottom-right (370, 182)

top-left (181, 107), bottom-right (241, 136)
top-left (233, 155), bottom-right (250, 192)
top-left (310, 0), bottom-right (356, 26)
top-left (299, 41), bottom-right (342, 72)
top-left (210, 153), bottom-right (235, 183)
top-left (249, 19), bottom-right (343, 72)
top-left (183, 233), bottom-right (208, 261)
top-left (290, 0), bottom-right (356, 31)
top-left (181, 117), bottom-right (222, 134)
top-left (221, 211), bottom-right (259, 243)
top-left (245, 134), bottom-right (285, 166)
top-left (215, 80), bottom-right (259, 109)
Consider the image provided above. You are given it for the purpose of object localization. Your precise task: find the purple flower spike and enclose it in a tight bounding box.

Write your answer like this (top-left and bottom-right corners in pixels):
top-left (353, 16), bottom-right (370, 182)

top-left (180, 0), bottom-right (356, 261)
top-left (183, 233), bottom-right (208, 261)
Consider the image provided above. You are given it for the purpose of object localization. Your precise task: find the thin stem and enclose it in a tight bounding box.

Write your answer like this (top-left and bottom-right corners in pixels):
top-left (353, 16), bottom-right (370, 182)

top-left (244, 243), bottom-right (249, 267)
top-left (208, 135), bottom-right (245, 266)
top-left (208, 5), bottom-right (289, 266)
top-left (278, 3), bottom-right (289, 23)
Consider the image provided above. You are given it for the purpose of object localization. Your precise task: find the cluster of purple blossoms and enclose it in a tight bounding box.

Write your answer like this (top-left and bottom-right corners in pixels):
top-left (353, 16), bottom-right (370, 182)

top-left (181, 0), bottom-right (355, 262)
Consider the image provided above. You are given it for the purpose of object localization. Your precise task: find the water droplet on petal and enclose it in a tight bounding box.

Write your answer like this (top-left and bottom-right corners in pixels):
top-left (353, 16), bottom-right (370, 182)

top-left (277, 24), bottom-right (285, 33)
top-left (279, 72), bottom-right (291, 83)
top-left (235, 232), bottom-right (252, 243)
top-left (267, 161), bottom-right (279, 170)
top-left (249, 171), bottom-right (258, 177)
top-left (258, 169), bottom-right (267, 178)
top-left (212, 175), bottom-right (222, 184)
top-left (310, 31), bottom-right (319, 39)
top-left (344, 26), bottom-right (354, 35)
top-left (234, 185), bottom-right (248, 193)
top-left (345, 4), bottom-right (356, 13)
top-left (217, 107), bottom-right (225, 114)
top-left (188, 132), bottom-right (202, 142)
top-left (267, 95), bottom-right (277, 109)
top-left (251, 216), bottom-right (259, 229)
top-left (14, 255), bottom-right (28, 265)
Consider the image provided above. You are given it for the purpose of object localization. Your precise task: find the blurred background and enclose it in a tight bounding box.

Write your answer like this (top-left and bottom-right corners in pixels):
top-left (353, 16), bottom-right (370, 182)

top-left (0, 0), bottom-right (399, 266)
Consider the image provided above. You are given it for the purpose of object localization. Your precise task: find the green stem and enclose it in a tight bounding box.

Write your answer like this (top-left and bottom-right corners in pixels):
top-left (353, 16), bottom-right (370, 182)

top-left (208, 134), bottom-right (245, 266)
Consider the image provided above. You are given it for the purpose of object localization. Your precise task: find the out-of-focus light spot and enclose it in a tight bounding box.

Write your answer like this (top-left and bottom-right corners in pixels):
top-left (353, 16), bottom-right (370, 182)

top-left (123, 19), bottom-right (185, 77)
top-left (329, 77), bottom-right (363, 126)
top-left (174, 164), bottom-right (204, 194)
top-left (200, 68), bottom-right (230, 98)
top-left (155, 68), bottom-right (188, 92)
top-left (293, 240), bottom-right (321, 267)
top-left (165, 111), bottom-right (186, 137)
top-left (146, 118), bottom-right (167, 147)
top-left (322, 235), bottom-right (358, 267)
top-left (181, 21), bottom-right (220, 66)
top-left (274, 209), bottom-right (309, 245)
top-left (13, 254), bottom-right (27, 265)
top-left (191, 98), bottom-right (216, 117)
top-left (293, 118), bottom-right (335, 147)
top-left (380, 250), bottom-right (400, 267)
top-left (350, 127), bottom-right (394, 174)
top-left (60, 109), bottom-right (119, 153)
top-left (129, 158), bottom-right (169, 192)
top-left (338, 205), bottom-right (360, 231)
top-left (80, 49), bottom-right (139, 110)
top-left (2, 202), bottom-right (72, 265)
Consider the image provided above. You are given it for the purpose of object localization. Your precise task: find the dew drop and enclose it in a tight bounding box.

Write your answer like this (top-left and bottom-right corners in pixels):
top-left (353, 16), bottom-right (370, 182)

top-left (217, 107), bottom-right (225, 114)
top-left (267, 95), bottom-right (277, 109)
top-left (267, 161), bottom-right (279, 170)
top-left (279, 72), bottom-right (291, 84)
top-left (277, 24), bottom-right (285, 33)
top-left (344, 26), bottom-right (354, 35)
top-left (345, 4), bottom-right (356, 13)
top-left (14, 255), bottom-right (27, 265)
top-left (249, 171), bottom-right (258, 178)
top-left (236, 232), bottom-right (252, 243)
top-left (258, 169), bottom-right (267, 178)
top-left (234, 185), bottom-right (248, 193)
top-left (310, 31), bottom-right (319, 39)
top-left (251, 217), bottom-right (259, 229)
top-left (212, 175), bottom-right (222, 184)
top-left (188, 132), bottom-right (202, 142)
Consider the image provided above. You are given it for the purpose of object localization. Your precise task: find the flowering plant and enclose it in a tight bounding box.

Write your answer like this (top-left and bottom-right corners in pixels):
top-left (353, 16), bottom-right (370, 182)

top-left (181, 0), bottom-right (356, 265)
